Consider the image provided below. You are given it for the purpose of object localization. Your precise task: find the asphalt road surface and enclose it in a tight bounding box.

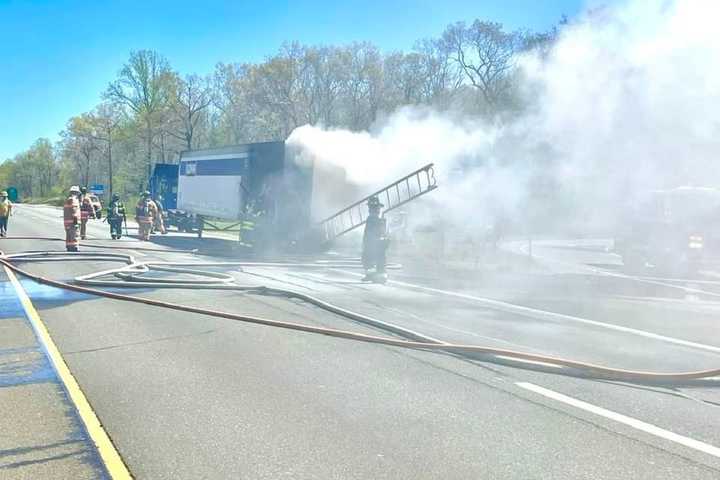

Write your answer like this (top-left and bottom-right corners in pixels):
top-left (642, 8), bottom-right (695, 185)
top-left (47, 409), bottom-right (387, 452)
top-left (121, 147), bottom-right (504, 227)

top-left (2, 204), bottom-right (720, 479)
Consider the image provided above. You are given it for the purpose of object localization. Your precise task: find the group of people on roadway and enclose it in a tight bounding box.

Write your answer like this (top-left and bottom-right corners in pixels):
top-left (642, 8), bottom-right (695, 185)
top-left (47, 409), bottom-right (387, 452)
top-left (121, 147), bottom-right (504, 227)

top-left (7, 184), bottom-right (391, 283)
top-left (40, 185), bottom-right (392, 283)
top-left (62, 186), bottom-right (167, 251)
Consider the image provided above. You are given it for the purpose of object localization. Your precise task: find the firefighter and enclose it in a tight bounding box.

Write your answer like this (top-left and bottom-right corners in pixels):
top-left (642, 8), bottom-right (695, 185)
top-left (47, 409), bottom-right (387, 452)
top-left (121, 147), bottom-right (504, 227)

top-left (0, 191), bottom-right (12, 237)
top-left (107, 193), bottom-right (126, 240)
top-left (152, 194), bottom-right (167, 235)
top-left (361, 196), bottom-right (389, 283)
top-left (135, 191), bottom-right (155, 241)
top-left (63, 186), bottom-right (82, 252)
top-left (79, 186), bottom-right (97, 240)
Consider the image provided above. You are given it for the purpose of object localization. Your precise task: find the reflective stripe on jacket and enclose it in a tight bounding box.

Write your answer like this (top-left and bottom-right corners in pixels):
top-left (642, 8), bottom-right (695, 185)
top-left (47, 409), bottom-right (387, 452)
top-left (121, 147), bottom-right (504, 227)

top-left (0, 199), bottom-right (11, 217)
top-left (136, 200), bottom-right (155, 223)
top-left (108, 201), bottom-right (125, 219)
top-left (80, 195), bottom-right (94, 220)
top-left (63, 196), bottom-right (80, 226)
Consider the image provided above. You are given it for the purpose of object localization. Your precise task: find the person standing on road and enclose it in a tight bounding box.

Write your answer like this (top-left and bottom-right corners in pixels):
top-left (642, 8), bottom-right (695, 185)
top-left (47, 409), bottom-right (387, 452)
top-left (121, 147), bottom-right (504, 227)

top-left (79, 186), bottom-right (97, 240)
top-left (361, 196), bottom-right (389, 283)
top-left (0, 191), bottom-right (12, 237)
top-left (136, 191), bottom-right (155, 241)
top-left (63, 186), bottom-right (82, 252)
top-left (152, 194), bottom-right (167, 235)
top-left (107, 193), bottom-right (126, 240)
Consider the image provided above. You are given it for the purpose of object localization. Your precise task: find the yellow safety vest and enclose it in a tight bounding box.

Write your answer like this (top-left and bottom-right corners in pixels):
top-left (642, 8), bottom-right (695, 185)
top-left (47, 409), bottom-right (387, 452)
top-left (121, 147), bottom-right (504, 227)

top-left (0, 199), bottom-right (12, 217)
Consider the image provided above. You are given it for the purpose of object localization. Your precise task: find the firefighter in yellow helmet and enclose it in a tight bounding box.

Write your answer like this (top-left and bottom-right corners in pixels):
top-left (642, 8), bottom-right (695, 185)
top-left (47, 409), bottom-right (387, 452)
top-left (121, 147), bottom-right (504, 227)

top-left (0, 191), bottom-right (12, 237)
top-left (135, 191), bottom-right (156, 241)
top-left (63, 186), bottom-right (82, 251)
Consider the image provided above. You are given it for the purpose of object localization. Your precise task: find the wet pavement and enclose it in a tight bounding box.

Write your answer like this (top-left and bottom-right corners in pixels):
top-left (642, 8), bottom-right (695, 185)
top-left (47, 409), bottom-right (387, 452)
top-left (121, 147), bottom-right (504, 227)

top-left (1, 204), bottom-right (720, 479)
top-left (0, 270), bottom-right (108, 479)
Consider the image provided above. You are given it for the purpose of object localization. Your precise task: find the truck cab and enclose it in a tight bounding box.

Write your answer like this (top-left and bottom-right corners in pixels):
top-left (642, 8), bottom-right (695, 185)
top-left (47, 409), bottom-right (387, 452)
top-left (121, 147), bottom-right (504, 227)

top-left (615, 187), bottom-right (720, 275)
top-left (149, 164), bottom-right (178, 210)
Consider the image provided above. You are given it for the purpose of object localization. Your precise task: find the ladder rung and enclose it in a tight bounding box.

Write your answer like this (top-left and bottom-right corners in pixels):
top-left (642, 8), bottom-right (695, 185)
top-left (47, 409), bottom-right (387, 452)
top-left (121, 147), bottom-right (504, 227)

top-left (316, 163), bottom-right (437, 244)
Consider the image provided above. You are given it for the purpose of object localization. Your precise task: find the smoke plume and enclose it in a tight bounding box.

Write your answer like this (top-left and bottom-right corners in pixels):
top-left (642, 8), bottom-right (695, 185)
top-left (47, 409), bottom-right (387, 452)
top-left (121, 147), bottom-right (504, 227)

top-left (287, 0), bottom-right (720, 238)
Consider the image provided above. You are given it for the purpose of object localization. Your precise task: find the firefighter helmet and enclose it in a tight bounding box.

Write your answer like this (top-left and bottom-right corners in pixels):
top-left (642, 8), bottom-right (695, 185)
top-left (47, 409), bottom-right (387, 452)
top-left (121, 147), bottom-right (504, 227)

top-left (368, 196), bottom-right (384, 209)
top-left (0, 191), bottom-right (7, 197)
top-left (69, 186), bottom-right (81, 194)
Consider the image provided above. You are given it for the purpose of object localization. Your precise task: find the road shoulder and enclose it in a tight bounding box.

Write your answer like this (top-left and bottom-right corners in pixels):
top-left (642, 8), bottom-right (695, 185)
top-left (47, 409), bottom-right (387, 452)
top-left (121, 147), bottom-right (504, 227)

top-left (0, 270), bottom-right (111, 479)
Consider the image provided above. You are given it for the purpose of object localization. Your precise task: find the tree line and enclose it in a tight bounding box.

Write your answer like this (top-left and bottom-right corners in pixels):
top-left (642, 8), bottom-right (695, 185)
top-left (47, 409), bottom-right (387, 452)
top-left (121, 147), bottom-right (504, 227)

top-left (0, 18), bottom-right (560, 200)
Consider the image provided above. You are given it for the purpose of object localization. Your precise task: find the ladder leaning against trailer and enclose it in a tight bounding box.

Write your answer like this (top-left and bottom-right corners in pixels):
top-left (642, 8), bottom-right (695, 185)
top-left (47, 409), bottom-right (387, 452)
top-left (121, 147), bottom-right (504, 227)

top-left (317, 163), bottom-right (438, 245)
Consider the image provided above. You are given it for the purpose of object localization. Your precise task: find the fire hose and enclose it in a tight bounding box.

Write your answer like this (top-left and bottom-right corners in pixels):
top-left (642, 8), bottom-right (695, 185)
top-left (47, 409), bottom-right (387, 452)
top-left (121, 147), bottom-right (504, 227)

top-left (0, 236), bottom-right (198, 254)
top-left (1, 247), bottom-right (719, 384)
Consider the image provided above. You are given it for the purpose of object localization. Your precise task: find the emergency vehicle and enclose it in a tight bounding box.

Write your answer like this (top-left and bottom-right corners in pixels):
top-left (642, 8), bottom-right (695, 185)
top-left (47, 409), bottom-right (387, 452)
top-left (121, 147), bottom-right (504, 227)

top-left (615, 187), bottom-right (720, 274)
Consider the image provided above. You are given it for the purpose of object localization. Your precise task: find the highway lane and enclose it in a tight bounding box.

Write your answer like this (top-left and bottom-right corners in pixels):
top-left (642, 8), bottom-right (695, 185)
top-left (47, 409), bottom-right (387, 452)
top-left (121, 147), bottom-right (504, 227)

top-left (2, 204), bottom-right (720, 479)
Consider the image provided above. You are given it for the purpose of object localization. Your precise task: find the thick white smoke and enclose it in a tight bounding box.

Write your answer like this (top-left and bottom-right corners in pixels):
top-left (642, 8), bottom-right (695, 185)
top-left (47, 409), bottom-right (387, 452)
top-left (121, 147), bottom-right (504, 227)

top-left (287, 0), bottom-right (720, 238)
top-left (288, 108), bottom-right (518, 229)
top-left (521, 0), bottom-right (720, 217)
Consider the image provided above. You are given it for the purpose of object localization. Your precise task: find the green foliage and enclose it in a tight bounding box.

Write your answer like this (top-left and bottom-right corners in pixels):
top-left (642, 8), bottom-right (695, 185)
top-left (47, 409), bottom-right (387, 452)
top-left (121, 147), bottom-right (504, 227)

top-left (0, 161), bottom-right (13, 190)
top-left (9, 17), bottom-right (559, 198)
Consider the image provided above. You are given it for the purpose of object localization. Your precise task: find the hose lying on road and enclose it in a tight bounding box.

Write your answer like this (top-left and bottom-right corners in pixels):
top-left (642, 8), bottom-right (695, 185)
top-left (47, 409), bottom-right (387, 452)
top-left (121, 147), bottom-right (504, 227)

top-left (1, 250), bottom-right (719, 384)
top-left (0, 237), bottom-right (402, 269)
top-left (0, 236), bottom-right (199, 254)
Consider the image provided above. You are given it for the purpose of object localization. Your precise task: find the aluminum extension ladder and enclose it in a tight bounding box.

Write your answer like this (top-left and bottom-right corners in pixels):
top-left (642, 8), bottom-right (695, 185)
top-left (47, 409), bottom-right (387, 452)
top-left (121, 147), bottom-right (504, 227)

top-left (318, 163), bottom-right (438, 244)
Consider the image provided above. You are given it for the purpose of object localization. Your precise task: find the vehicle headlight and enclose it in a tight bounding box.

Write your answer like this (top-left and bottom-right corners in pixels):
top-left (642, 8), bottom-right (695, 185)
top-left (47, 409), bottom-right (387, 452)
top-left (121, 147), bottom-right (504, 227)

top-left (688, 235), bottom-right (704, 249)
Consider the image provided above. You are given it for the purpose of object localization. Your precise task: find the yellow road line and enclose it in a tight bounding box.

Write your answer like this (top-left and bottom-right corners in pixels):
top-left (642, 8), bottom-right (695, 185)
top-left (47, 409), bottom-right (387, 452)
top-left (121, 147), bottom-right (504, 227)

top-left (4, 266), bottom-right (133, 480)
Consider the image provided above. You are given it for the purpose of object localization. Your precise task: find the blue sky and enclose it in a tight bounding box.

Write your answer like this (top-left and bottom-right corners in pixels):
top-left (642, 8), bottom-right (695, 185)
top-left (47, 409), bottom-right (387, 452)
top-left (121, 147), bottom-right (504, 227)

top-left (0, 0), bottom-right (582, 160)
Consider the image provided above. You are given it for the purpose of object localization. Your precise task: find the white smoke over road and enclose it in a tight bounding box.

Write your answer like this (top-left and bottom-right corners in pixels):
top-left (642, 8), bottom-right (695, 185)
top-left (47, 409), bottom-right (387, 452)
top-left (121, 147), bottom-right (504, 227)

top-left (288, 108), bottom-right (518, 228)
top-left (288, 0), bottom-right (720, 237)
top-left (521, 0), bottom-right (720, 222)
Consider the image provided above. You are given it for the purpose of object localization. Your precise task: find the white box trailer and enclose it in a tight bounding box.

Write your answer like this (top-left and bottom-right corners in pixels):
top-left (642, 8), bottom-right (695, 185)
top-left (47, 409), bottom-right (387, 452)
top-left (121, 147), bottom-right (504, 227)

top-left (177, 150), bottom-right (248, 220)
top-left (177, 141), bottom-right (364, 218)
top-left (173, 140), bottom-right (434, 248)
top-left (176, 142), bottom-right (315, 242)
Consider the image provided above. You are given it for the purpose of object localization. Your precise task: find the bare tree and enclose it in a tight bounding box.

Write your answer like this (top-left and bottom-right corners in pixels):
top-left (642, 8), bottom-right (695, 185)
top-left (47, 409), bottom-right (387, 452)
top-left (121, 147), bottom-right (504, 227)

top-left (213, 63), bottom-right (254, 143)
top-left (302, 46), bottom-right (346, 125)
top-left (61, 115), bottom-right (102, 187)
top-left (30, 139), bottom-right (57, 196)
top-left (338, 43), bottom-right (383, 130)
top-left (442, 21), bottom-right (525, 111)
top-left (167, 74), bottom-right (213, 150)
top-left (104, 50), bottom-right (174, 173)
top-left (383, 52), bottom-right (426, 107)
top-left (89, 103), bottom-right (123, 197)
top-left (413, 38), bottom-right (463, 107)
top-left (246, 43), bottom-right (347, 138)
